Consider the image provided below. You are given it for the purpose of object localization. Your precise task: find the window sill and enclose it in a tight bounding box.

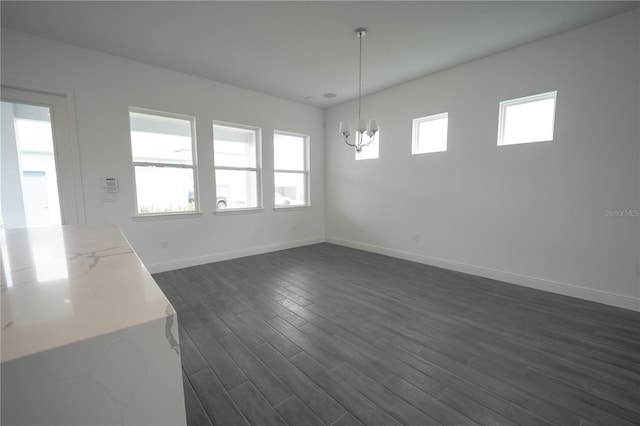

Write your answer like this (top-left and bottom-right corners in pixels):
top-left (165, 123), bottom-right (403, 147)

top-left (214, 207), bottom-right (264, 216)
top-left (273, 205), bottom-right (311, 212)
top-left (132, 212), bottom-right (203, 221)
top-left (498, 138), bottom-right (553, 146)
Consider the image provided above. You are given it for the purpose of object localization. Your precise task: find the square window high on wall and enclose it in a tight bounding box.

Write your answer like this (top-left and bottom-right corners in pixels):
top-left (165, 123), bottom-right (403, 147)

top-left (129, 108), bottom-right (198, 215)
top-left (412, 112), bottom-right (448, 154)
top-left (355, 133), bottom-right (379, 160)
top-left (213, 122), bottom-right (261, 210)
top-left (274, 131), bottom-right (310, 207)
top-left (498, 91), bottom-right (557, 146)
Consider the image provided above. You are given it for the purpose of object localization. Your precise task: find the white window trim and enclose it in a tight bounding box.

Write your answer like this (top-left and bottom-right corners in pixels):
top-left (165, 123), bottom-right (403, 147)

top-left (132, 212), bottom-right (203, 221)
top-left (497, 91), bottom-right (557, 146)
top-left (412, 112), bottom-right (449, 155)
top-left (273, 130), bottom-right (311, 208)
top-left (273, 205), bottom-right (311, 212)
top-left (213, 207), bottom-right (264, 216)
top-left (213, 120), bottom-right (262, 212)
top-left (129, 107), bottom-right (200, 216)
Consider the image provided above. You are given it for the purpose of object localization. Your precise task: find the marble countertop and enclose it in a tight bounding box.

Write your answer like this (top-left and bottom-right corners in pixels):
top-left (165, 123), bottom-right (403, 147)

top-left (1, 224), bottom-right (174, 363)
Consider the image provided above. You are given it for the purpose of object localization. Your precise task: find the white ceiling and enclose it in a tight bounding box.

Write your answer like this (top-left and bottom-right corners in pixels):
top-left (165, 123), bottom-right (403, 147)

top-left (2, 1), bottom-right (638, 108)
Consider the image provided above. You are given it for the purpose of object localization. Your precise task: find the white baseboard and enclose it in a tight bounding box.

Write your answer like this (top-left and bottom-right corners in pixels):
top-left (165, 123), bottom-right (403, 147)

top-left (326, 237), bottom-right (640, 312)
top-left (146, 237), bottom-right (325, 274)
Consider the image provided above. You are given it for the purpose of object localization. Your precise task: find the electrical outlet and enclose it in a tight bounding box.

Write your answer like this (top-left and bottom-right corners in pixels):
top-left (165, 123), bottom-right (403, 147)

top-left (292, 225), bottom-right (297, 232)
top-left (413, 233), bottom-right (420, 242)
top-left (160, 241), bottom-right (168, 249)
top-left (636, 262), bottom-right (640, 275)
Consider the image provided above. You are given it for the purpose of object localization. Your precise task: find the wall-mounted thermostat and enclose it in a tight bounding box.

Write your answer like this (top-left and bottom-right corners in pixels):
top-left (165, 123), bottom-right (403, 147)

top-left (101, 177), bottom-right (119, 201)
top-left (102, 177), bottom-right (119, 193)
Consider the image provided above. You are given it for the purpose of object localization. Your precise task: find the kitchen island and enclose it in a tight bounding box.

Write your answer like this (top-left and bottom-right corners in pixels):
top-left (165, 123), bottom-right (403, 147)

top-left (1, 224), bottom-right (186, 426)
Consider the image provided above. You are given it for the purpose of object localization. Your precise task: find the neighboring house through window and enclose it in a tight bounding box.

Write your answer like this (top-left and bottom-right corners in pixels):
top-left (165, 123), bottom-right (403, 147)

top-left (213, 122), bottom-right (261, 210)
top-left (129, 108), bottom-right (198, 215)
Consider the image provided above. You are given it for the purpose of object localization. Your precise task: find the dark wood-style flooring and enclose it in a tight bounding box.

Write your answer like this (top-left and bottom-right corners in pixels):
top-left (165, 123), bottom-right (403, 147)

top-left (153, 243), bottom-right (640, 426)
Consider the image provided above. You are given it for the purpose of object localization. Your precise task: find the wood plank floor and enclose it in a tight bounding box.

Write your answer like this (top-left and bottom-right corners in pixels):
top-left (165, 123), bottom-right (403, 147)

top-left (153, 243), bottom-right (640, 426)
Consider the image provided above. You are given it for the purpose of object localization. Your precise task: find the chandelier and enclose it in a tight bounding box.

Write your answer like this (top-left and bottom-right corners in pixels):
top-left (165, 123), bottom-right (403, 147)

top-left (339, 28), bottom-right (379, 153)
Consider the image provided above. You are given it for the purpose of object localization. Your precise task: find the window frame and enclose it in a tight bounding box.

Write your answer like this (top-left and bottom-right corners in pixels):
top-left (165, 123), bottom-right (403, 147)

top-left (129, 107), bottom-right (199, 217)
top-left (412, 112), bottom-right (449, 155)
top-left (212, 120), bottom-right (263, 212)
top-left (497, 91), bottom-right (557, 146)
top-left (273, 130), bottom-right (310, 209)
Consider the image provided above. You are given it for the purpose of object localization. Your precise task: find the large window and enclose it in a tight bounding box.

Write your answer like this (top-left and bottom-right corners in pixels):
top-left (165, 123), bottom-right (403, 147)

top-left (412, 112), bottom-right (448, 154)
top-left (129, 109), bottom-right (197, 215)
top-left (498, 91), bottom-right (557, 146)
top-left (213, 122), bottom-right (261, 210)
top-left (273, 131), bottom-right (309, 207)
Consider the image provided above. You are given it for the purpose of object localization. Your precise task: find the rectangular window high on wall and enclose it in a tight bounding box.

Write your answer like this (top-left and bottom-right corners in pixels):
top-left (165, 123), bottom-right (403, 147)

top-left (498, 91), bottom-right (557, 146)
top-left (412, 112), bottom-right (448, 154)
top-left (274, 131), bottom-right (309, 207)
top-left (129, 108), bottom-right (198, 215)
top-left (355, 133), bottom-right (379, 161)
top-left (213, 122), bottom-right (261, 210)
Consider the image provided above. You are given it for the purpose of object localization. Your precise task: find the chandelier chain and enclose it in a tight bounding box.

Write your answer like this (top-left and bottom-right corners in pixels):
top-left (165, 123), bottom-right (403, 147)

top-left (358, 31), bottom-right (363, 120)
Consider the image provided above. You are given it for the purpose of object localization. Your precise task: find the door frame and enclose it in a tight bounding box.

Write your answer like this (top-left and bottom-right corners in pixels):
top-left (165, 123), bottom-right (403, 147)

top-left (1, 86), bottom-right (86, 226)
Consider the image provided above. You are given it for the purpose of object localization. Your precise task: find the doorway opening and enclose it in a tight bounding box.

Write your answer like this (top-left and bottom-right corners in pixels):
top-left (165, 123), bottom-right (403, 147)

top-left (1, 101), bottom-right (62, 228)
top-left (1, 88), bottom-right (84, 228)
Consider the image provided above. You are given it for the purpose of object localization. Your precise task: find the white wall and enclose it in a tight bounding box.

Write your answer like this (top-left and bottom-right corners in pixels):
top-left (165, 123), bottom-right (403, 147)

top-left (1, 28), bottom-right (326, 272)
top-left (2, 11), bottom-right (638, 311)
top-left (325, 11), bottom-right (640, 310)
